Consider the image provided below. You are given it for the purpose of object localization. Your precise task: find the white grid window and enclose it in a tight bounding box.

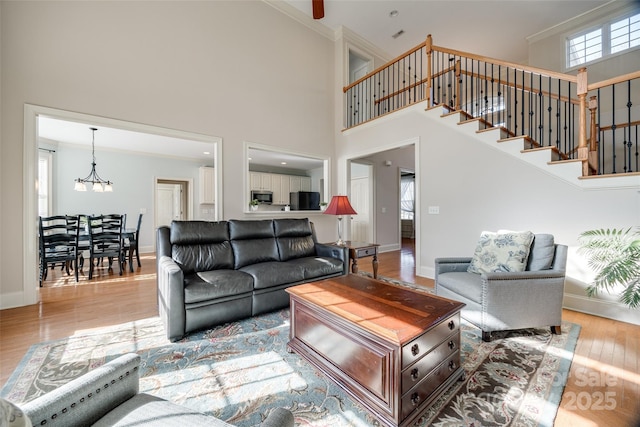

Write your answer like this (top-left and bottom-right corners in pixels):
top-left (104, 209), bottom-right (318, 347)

top-left (611, 13), bottom-right (640, 54)
top-left (567, 28), bottom-right (602, 68)
top-left (566, 10), bottom-right (640, 69)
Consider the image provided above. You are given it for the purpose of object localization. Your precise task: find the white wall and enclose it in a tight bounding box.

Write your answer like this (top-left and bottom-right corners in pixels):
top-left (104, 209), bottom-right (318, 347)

top-left (338, 105), bottom-right (640, 325)
top-left (1, 1), bottom-right (337, 307)
top-left (527, 1), bottom-right (640, 79)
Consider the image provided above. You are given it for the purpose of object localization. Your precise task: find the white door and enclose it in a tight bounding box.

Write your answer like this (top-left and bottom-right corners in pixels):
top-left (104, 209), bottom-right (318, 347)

top-left (350, 163), bottom-right (373, 243)
top-left (156, 182), bottom-right (185, 227)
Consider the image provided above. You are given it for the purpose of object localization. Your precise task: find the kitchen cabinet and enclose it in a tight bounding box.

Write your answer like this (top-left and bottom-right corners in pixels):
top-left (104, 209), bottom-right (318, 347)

top-left (199, 166), bottom-right (215, 204)
top-left (250, 172), bottom-right (272, 191)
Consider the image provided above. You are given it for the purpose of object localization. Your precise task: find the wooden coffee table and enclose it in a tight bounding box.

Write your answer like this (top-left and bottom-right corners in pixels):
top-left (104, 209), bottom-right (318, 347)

top-left (286, 274), bottom-right (465, 427)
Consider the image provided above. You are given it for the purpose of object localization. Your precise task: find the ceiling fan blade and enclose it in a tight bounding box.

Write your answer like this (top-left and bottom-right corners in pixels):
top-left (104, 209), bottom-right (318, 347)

top-left (312, 0), bottom-right (324, 19)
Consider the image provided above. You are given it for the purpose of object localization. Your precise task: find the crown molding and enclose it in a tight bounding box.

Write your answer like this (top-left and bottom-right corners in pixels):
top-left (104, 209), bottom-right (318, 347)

top-left (527, 0), bottom-right (637, 43)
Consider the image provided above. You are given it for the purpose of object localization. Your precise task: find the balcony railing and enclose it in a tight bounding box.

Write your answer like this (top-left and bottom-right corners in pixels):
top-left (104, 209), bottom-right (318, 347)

top-left (343, 35), bottom-right (640, 177)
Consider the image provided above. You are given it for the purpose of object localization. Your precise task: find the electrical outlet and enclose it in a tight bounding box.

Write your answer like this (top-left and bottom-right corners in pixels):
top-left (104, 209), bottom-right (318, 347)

top-left (428, 206), bottom-right (440, 214)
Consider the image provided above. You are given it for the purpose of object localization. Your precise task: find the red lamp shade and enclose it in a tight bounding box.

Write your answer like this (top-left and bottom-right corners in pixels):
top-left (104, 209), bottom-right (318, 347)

top-left (323, 195), bottom-right (357, 216)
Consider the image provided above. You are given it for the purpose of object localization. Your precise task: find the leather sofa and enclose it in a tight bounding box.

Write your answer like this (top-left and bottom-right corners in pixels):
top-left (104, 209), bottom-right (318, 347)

top-left (157, 218), bottom-right (348, 341)
top-left (12, 353), bottom-right (294, 427)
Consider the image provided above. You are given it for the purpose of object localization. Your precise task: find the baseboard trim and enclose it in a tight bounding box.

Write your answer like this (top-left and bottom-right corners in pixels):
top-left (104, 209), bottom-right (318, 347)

top-left (563, 293), bottom-right (640, 326)
top-left (378, 243), bottom-right (401, 253)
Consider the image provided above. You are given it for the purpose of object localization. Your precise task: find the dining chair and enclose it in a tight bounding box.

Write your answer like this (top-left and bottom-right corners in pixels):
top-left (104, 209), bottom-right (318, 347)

top-left (38, 215), bottom-right (80, 286)
top-left (122, 213), bottom-right (143, 272)
top-left (87, 214), bottom-right (124, 279)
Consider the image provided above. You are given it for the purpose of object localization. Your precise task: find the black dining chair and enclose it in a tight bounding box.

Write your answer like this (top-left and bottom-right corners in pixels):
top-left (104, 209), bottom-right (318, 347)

top-left (122, 213), bottom-right (143, 272)
top-left (38, 215), bottom-right (81, 286)
top-left (87, 214), bottom-right (124, 279)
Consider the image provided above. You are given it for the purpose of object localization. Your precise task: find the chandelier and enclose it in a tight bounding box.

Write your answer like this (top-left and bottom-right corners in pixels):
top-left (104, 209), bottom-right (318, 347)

top-left (74, 127), bottom-right (113, 192)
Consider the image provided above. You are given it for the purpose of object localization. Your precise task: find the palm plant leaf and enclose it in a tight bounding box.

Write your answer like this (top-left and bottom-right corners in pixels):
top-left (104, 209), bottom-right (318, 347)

top-left (578, 228), bottom-right (640, 309)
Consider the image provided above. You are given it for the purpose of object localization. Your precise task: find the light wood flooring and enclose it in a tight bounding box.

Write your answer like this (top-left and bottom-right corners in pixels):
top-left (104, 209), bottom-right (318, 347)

top-left (1, 240), bottom-right (638, 426)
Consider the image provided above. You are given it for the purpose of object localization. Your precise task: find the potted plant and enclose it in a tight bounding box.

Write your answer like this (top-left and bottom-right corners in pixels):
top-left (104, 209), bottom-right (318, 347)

top-left (320, 202), bottom-right (328, 211)
top-left (578, 227), bottom-right (640, 308)
top-left (249, 199), bottom-right (259, 211)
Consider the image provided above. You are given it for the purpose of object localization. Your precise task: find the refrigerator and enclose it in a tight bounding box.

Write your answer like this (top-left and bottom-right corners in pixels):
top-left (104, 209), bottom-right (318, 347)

top-left (289, 191), bottom-right (320, 210)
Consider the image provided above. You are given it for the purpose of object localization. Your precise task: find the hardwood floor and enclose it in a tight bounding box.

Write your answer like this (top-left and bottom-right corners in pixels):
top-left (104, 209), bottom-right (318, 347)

top-left (1, 241), bottom-right (638, 426)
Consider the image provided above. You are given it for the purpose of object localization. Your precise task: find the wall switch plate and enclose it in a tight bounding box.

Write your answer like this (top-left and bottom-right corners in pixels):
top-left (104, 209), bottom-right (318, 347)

top-left (428, 206), bottom-right (440, 214)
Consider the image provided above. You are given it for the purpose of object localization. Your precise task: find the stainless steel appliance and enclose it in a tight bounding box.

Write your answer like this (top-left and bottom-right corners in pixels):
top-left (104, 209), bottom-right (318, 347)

top-left (250, 190), bottom-right (273, 205)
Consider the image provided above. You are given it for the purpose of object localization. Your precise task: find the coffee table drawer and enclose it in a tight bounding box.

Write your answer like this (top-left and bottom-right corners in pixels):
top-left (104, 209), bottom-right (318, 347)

top-left (401, 332), bottom-right (459, 394)
top-left (402, 313), bottom-right (459, 368)
top-left (400, 351), bottom-right (460, 420)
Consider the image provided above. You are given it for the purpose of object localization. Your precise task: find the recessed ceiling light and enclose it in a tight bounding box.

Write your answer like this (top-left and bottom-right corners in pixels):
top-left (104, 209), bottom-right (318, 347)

top-left (281, 162), bottom-right (287, 165)
top-left (389, 10), bottom-right (398, 18)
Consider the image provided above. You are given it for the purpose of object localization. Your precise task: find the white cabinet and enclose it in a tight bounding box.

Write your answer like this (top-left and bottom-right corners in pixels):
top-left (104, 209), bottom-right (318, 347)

top-left (289, 176), bottom-right (312, 193)
top-left (250, 172), bottom-right (272, 191)
top-left (199, 166), bottom-right (215, 204)
top-left (271, 174), bottom-right (291, 205)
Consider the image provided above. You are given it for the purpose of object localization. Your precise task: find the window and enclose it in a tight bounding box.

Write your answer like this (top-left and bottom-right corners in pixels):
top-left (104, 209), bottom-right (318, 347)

top-left (566, 11), bottom-right (640, 69)
top-left (611, 13), bottom-right (640, 54)
top-left (567, 28), bottom-right (602, 68)
top-left (38, 150), bottom-right (52, 217)
top-left (400, 173), bottom-right (414, 220)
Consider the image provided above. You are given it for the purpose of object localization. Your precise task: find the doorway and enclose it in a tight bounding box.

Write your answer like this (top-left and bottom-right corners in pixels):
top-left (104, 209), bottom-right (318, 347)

top-left (23, 104), bottom-right (222, 304)
top-left (156, 179), bottom-right (189, 227)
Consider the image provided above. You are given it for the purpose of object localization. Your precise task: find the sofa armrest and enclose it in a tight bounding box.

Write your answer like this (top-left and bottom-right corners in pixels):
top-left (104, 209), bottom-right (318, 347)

top-left (21, 353), bottom-right (140, 427)
top-left (434, 257), bottom-right (473, 276)
top-left (482, 269), bottom-right (566, 282)
top-left (315, 243), bottom-right (349, 275)
top-left (261, 407), bottom-right (294, 427)
top-left (157, 255), bottom-right (186, 341)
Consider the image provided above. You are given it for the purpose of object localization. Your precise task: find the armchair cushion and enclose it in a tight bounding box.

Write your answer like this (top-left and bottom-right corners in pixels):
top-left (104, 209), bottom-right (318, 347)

top-left (526, 233), bottom-right (555, 271)
top-left (467, 230), bottom-right (534, 274)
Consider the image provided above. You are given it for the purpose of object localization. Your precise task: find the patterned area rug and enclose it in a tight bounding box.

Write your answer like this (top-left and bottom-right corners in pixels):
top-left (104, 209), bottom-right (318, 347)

top-left (1, 277), bottom-right (579, 427)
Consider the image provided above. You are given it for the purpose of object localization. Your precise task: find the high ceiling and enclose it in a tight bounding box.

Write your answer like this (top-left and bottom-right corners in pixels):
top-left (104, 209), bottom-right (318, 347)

top-left (277, 0), bottom-right (610, 62)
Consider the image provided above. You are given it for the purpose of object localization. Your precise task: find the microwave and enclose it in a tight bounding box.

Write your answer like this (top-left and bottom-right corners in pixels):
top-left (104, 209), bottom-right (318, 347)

top-left (251, 190), bottom-right (273, 205)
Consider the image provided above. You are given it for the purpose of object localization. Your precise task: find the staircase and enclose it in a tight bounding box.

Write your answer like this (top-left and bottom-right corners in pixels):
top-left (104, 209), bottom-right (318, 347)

top-left (343, 35), bottom-right (640, 189)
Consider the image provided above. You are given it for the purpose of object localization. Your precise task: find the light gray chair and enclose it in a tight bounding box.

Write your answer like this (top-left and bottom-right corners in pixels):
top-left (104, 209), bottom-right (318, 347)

top-left (15, 353), bottom-right (294, 427)
top-left (435, 234), bottom-right (567, 342)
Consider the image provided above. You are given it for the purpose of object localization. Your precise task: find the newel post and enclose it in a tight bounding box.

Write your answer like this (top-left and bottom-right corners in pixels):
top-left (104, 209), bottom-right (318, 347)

top-left (577, 67), bottom-right (589, 176)
top-left (588, 95), bottom-right (598, 174)
top-left (426, 34), bottom-right (433, 108)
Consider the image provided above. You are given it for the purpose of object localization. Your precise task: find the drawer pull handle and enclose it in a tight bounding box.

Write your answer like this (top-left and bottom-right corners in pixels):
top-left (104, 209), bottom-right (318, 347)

top-left (411, 344), bottom-right (419, 356)
top-left (411, 392), bottom-right (421, 406)
top-left (448, 340), bottom-right (455, 350)
top-left (448, 360), bottom-right (456, 371)
top-left (410, 368), bottom-right (419, 381)
top-left (448, 320), bottom-right (455, 330)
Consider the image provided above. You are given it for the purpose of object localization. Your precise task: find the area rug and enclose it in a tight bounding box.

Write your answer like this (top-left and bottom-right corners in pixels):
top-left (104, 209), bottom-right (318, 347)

top-left (1, 278), bottom-right (580, 427)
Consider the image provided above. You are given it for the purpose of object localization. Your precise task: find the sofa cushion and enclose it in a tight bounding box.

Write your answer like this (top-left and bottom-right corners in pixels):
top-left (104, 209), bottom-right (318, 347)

top-left (229, 220), bottom-right (279, 268)
top-left (184, 270), bottom-right (253, 303)
top-left (437, 271), bottom-right (484, 304)
top-left (171, 221), bottom-right (229, 245)
top-left (170, 221), bottom-right (233, 273)
top-left (172, 242), bottom-right (234, 274)
top-left (287, 256), bottom-right (344, 279)
top-left (94, 393), bottom-right (227, 427)
top-left (275, 219), bottom-right (316, 261)
top-left (231, 239), bottom-right (279, 269)
top-left (467, 230), bottom-right (534, 274)
top-left (229, 219), bottom-right (274, 240)
top-left (526, 234), bottom-right (555, 271)
top-left (240, 262), bottom-right (306, 289)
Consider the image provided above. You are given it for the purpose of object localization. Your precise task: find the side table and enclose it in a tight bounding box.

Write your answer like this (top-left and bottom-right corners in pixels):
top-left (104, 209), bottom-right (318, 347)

top-left (343, 241), bottom-right (379, 279)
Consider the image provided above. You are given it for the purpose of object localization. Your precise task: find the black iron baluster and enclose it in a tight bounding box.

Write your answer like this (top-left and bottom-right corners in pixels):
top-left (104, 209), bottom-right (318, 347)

top-left (625, 79), bottom-right (632, 172)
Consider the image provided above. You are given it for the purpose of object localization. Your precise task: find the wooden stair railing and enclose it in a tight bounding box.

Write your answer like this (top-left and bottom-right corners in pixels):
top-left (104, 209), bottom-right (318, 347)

top-left (343, 34), bottom-right (640, 178)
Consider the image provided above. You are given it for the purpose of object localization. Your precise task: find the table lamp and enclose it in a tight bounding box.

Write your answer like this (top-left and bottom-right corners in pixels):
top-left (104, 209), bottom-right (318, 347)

top-left (323, 195), bottom-right (357, 245)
